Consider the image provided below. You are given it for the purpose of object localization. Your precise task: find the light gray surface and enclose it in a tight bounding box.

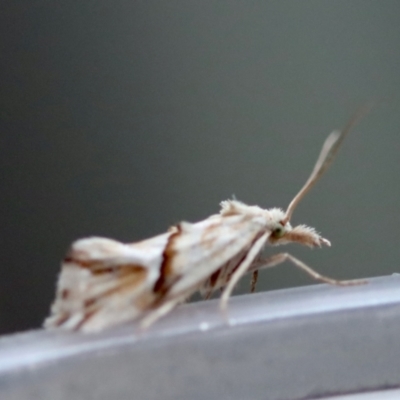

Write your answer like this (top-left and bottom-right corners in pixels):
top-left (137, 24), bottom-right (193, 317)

top-left (326, 389), bottom-right (400, 400)
top-left (1, 275), bottom-right (400, 400)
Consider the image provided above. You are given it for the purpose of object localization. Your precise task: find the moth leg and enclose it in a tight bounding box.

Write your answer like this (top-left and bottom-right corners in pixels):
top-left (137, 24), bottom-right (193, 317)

top-left (248, 252), bottom-right (367, 286)
top-left (220, 233), bottom-right (269, 312)
top-left (139, 298), bottom-right (183, 330)
top-left (250, 270), bottom-right (258, 293)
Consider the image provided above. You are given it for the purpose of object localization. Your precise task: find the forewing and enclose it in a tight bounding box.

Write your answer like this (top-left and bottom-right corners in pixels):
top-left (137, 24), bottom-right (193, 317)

top-left (44, 234), bottom-right (170, 332)
top-left (161, 214), bottom-right (267, 297)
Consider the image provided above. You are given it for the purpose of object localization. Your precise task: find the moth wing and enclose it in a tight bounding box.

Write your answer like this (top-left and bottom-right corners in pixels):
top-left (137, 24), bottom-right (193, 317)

top-left (44, 234), bottom-right (171, 332)
top-left (163, 214), bottom-right (269, 297)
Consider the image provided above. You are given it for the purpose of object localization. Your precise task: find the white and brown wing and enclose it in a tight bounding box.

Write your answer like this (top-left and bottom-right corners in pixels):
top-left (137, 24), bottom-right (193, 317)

top-left (45, 207), bottom-right (268, 332)
top-left (44, 234), bottom-right (170, 332)
top-left (156, 212), bottom-right (268, 299)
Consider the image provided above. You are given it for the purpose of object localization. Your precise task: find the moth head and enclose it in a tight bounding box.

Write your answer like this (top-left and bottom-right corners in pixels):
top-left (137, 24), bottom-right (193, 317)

top-left (266, 208), bottom-right (326, 247)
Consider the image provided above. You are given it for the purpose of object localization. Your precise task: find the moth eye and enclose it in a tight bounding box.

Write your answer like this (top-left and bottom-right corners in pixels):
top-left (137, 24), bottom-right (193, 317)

top-left (272, 226), bottom-right (285, 238)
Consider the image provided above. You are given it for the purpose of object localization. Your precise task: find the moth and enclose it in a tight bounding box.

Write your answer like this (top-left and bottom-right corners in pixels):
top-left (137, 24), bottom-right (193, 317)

top-left (45, 110), bottom-right (368, 333)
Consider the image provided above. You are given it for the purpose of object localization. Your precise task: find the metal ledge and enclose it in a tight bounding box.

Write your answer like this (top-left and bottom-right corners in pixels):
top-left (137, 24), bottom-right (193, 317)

top-left (1, 275), bottom-right (400, 400)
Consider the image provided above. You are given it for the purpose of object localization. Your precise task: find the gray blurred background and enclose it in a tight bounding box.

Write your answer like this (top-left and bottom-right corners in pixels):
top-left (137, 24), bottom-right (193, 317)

top-left (0, 1), bottom-right (399, 334)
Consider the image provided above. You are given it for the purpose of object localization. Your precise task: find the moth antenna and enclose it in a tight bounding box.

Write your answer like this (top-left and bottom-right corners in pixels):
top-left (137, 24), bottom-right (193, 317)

top-left (282, 104), bottom-right (372, 224)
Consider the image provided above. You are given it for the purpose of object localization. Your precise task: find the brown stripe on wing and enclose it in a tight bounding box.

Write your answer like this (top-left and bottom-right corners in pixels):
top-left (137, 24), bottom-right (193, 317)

top-left (75, 309), bottom-right (98, 331)
top-left (200, 222), bottom-right (221, 250)
top-left (49, 312), bottom-right (71, 328)
top-left (83, 265), bottom-right (149, 309)
top-left (64, 256), bottom-right (146, 277)
top-left (90, 264), bottom-right (147, 277)
top-left (200, 234), bottom-right (259, 296)
top-left (153, 223), bottom-right (182, 294)
top-left (76, 265), bottom-right (151, 330)
top-left (202, 269), bottom-right (222, 299)
top-left (63, 257), bottom-right (106, 270)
